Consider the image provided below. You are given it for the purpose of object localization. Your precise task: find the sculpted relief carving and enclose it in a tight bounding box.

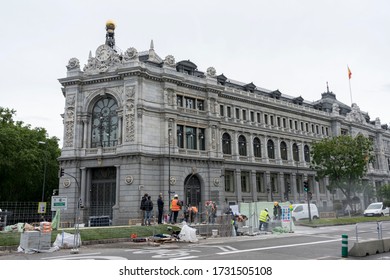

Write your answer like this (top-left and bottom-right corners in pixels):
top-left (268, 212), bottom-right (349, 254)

top-left (64, 95), bottom-right (76, 147)
top-left (125, 86), bottom-right (136, 142)
top-left (83, 44), bottom-right (123, 75)
top-left (346, 103), bottom-right (366, 124)
top-left (66, 58), bottom-right (80, 71)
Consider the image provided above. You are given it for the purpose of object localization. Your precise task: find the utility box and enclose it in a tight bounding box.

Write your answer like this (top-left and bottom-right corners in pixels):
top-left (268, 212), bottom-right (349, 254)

top-left (20, 231), bottom-right (51, 251)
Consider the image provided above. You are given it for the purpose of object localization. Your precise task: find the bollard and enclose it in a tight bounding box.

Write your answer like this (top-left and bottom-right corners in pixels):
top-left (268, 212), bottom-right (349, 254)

top-left (341, 234), bottom-right (348, 258)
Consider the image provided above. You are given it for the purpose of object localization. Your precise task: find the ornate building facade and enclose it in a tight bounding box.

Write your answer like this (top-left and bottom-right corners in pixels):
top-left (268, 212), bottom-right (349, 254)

top-left (58, 22), bottom-right (390, 225)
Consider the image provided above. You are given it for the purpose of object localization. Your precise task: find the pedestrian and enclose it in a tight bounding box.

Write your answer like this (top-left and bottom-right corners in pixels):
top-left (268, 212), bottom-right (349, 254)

top-left (169, 196), bottom-right (174, 223)
top-left (210, 202), bottom-right (217, 224)
top-left (140, 193), bottom-right (148, 226)
top-left (259, 208), bottom-right (270, 232)
top-left (157, 193), bottom-right (164, 224)
top-left (170, 194), bottom-right (182, 224)
top-left (273, 201), bottom-right (282, 220)
top-left (144, 196), bottom-right (153, 226)
top-left (188, 204), bottom-right (198, 224)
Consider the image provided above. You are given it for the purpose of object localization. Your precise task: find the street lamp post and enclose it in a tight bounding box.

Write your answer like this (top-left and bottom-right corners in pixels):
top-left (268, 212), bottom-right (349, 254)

top-left (168, 128), bottom-right (172, 199)
top-left (38, 141), bottom-right (47, 202)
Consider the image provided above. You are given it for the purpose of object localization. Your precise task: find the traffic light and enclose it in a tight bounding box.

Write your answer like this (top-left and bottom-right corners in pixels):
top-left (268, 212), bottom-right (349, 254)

top-left (287, 183), bottom-right (291, 193)
top-left (59, 168), bottom-right (64, 177)
top-left (303, 180), bottom-right (309, 192)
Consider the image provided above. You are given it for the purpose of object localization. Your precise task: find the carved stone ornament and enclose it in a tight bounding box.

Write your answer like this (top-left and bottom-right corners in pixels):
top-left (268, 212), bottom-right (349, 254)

top-left (346, 103), bottom-right (366, 124)
top-left (66, 58), bottom-right (80, 70)
top-left (63, 179), bottom-right (71, 188)
top-left (169, 176), bottom-right (176, 186)
top-left (164, 55), bottom-right (176, 67)
top-left (213, 177), bottom-right (220, 187)
top-left (84, 44), bottom-right (122, 75)
top-left (64, 95), bottom-right (75, 148)
top-left (125, 175), bottom-right (134, 185)
top-left (207, 67), bottom-right (216, 77)
top-left (123, 47), bottom-right (138, 61)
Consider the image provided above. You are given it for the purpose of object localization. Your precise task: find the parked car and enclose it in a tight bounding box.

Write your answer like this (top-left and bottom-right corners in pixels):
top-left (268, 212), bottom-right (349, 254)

top-left (363, 202), bottom-right (390, 217)
top-left (292, 203), bottom-right (319, 221)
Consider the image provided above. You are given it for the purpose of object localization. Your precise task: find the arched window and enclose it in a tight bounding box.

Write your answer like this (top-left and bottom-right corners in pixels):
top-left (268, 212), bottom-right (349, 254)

top-left (222, 133), bottom-right (231, 155)
top-left (304, 145), bottom-right (310, 162)
top-left (267, 139), bottom-right (275, 159)
top-left (91, 96), bottom-right (118, 148)
top-left (293, 143), bottom-right (299, 161)
top-left (238, 135), bottom-right (247, 156)
top-left (280, 141), bottom-right (288, 160)
top-left (253, 137), bottom-right (261, 158)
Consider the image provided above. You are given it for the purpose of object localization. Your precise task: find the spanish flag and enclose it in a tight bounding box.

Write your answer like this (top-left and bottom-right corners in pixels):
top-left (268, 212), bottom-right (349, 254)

top-left (348, 66), bottom-right (352, 79)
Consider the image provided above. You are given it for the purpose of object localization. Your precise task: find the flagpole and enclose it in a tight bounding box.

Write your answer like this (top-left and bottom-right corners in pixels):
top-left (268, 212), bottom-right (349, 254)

top-left (347, 66), bottom-right (353, 104)
top-left (349, 78), bottom-right (353, 104)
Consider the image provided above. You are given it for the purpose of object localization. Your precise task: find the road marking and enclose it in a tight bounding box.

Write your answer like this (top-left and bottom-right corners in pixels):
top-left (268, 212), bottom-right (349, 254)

top-left (170, 256), bottom-right (199, 260)
top-left (41, 252), bottom-right (101, 260)
top-left (217, 238), bottom-right (341, 255)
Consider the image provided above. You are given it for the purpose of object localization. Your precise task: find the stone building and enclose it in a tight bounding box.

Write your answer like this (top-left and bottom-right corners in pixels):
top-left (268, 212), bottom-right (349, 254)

top-left (58, 22), bottom-right (390, 225)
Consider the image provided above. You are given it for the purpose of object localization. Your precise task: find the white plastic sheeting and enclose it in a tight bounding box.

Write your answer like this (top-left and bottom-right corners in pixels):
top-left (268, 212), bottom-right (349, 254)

top-left (179, 223), bottom-right (198, 242)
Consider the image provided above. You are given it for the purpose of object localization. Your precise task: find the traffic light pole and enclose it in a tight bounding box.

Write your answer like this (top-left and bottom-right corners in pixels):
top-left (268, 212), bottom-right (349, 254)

top-left (307, 195), bottom-right (312, 222)
top-left (304, 180), bottom-right (312, 222)
top-left (60, 168), bottom-right (81, 253)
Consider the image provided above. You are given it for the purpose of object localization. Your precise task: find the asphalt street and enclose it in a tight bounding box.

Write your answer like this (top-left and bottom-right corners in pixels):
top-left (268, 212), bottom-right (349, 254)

top-left (1, 223), bottom-right (390, 260)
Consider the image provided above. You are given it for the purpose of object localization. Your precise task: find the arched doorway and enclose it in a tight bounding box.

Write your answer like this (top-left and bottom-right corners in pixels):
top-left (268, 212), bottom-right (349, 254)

top-left (90, 167), bottom-right (116, 219)
top-left (184, 174), bottom-right (201, 208)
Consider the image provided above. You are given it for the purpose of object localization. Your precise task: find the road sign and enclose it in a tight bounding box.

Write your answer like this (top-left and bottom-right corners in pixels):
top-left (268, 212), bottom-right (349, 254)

top-left (51, 196), bottom-right (68, 211)
top-left (38, 202), bottom-right (47, 214)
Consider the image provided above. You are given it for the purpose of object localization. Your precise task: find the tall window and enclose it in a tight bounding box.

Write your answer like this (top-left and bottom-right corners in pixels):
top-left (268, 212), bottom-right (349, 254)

top-left (197, 100), bottom-right (204, 111)
top-left (222, 133), bottom-right (232, 155)
top-left (293, 143), bottom-right (299, 161)
top-left (177, 95), bottom-right (183, 107)
top-left (185, 97), bottom-right (195, 109)
top-left (198, 128), bottom-right (205, 150)
top-left (91, 96), bottom-right (118, 148)
top-left (238, 135), bottom-right (247, 156)
top-left (177, 125), bottom-right (184, 148)
top-left (253, 137), bottom-right (261, 157)
top-left (220, 105), bottom-right (224, 116)
top-left (241, 171), bottom-right (250, 192)
top-left (256, 172), bottom-right (264, 192)
top-left (186, 126), bottom-right (197, 149)
top-left (267, 139), bottom-right (275, 159)
top-left (304, 145), bottom-right (310, 162)
top-left (280, 141), bottom-right (288, 160)
top-left (225, 170), bottom-right (235, 192)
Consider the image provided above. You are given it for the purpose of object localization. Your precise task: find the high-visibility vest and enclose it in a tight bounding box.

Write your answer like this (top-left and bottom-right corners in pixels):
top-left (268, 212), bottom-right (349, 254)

top-left (259, 210), bottom-right (269, 222)
top-left (171, 199), bottom-right (181, 211)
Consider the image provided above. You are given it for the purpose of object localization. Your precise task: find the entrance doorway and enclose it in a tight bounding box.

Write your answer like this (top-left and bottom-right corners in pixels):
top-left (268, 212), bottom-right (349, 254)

top-left (184, 174), bottom-right (201, 208)
top-left (90, 167), bottom-right (116, 219)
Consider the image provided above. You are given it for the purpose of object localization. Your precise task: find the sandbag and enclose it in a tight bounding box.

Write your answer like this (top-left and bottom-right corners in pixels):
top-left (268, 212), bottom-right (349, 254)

top-left (179, 223), bottom-right (198, 242)
top-left (53, 232), bottom-right (82, 248)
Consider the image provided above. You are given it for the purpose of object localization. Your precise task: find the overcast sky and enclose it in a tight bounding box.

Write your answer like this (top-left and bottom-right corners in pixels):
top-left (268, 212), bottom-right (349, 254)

top-left (1, 0), bottom-right (389, 147)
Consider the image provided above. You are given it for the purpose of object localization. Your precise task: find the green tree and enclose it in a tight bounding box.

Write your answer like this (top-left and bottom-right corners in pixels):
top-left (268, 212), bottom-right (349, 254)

top-left (377, 184), bottom-right (390, 207)
top-left (310, 134), bottom-right (374, 210)
top-left (0, 107), bottom-right (61, 201)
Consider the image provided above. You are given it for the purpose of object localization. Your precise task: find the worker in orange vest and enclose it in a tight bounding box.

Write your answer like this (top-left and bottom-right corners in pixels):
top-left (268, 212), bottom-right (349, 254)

top-left (170, 194), bottom-right (182, 224)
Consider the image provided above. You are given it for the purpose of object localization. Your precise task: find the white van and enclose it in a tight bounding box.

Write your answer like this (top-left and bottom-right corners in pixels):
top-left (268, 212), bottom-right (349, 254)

top-left (363, 202), bottom-right (390, 217)
top-left (292, 203), bottom-right (319, 221)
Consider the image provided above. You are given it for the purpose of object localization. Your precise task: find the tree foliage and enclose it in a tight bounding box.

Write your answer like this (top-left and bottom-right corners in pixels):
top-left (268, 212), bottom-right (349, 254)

top-left (310, 134), bottom-right (374, 209)
top-left (377, 184), bottom-right (390, 207)
top-left (0, 107), bottom-right (61, 202)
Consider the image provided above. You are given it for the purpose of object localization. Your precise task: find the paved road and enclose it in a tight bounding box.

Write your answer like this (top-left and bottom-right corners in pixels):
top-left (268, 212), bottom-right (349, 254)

top-left (1, 223), bottom-right (389, 260)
